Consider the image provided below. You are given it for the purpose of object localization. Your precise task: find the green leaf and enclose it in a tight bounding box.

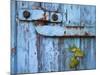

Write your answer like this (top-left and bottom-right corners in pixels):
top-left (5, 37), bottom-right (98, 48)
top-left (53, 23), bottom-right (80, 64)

top-left (68, 45), bottom-right (78, 52)
top-left (74, 50), bottom-right (84, 57)
top-left (69, 56), bottom-right (79, 68)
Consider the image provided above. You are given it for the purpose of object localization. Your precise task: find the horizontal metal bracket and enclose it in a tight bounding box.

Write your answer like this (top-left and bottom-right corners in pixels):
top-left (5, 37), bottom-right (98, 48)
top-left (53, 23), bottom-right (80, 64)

top-left (35, 26), bottom-right (95, 37)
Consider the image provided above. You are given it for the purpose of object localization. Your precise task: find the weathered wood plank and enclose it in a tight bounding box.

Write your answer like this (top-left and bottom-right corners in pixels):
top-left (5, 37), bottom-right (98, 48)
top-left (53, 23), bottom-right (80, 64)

top-left (41, 3), bottom-right (60, 11)
top-left (90, 38), bottom-right (96, 69)
top-left (17, 21), bottom-right (29, 73)
top-left (57, 38), bottom-right (81, 71)
top-left (42, 38), bottom-right (55, 72)
top-left (65, 5), bottom-right (80, 26)
top-left (36, 25), bottom-right (59, 72)
top-left (17, 1), bottom-right (29, 9)
top-left (16, 1), bottom-right (30, 73)
top-left (80, 38), bottom-right (96, 69)
top-left (28, 22), bottom-right (38, 72)
top-left (11, 0), bottom-right (17, 74)
top-left (64, 38), bottom-right (80, 70)
top-left (80, 5), bottom-right (96, 25)
top-left (52, 39), bottom-right (59, 71)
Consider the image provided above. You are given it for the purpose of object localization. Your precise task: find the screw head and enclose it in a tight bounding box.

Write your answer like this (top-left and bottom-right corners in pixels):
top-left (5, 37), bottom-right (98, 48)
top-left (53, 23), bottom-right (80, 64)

top-left (23, 10), bottom-right (30, 19)
top-left (52, 13), bottom-right (58, 21)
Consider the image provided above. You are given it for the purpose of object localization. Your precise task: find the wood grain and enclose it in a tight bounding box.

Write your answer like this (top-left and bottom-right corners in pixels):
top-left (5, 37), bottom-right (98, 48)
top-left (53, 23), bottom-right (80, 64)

top-left (11, 1), bottom-right (96, 74)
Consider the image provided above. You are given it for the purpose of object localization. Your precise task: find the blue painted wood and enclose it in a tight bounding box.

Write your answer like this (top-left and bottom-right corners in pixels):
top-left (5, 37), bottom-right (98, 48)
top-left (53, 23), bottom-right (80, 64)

top-left (17, 21), bottom-right (29, 73)
top-left (16, 21), bottom-right (38, 73)
top-left (35, 26), bottom-right (95, 36)
top-left (56, 38), bottom-right (81, 71)
top-left (11, 1), bottom-right (96, 74)
top-left (80, 5), bottom-right (96, 26)
top-left (11, 0), bottom-right (17, 74)
top-left (43, 38), bottom-right (56, 72)
top-left (41, 3), bottom-right (60, 11)
top-left (18, 9), bottom-right (45, 20)
top-left (80, 38), bottom-right (96, 69)
top-left (28, 22), bottom-right (38, 72)
top-left (17, 1), bottom-right (29, 9)
top-left (62, 4), bottom-right (80, 26)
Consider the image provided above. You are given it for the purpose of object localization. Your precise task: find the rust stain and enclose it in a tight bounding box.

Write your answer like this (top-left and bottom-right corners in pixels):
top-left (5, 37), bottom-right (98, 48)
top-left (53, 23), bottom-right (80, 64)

top-left (35, 13), bottom-right (48, 25)
top-left (32, 6), bottom-right (48, 25)
top-left (32, 6), bottom-right (47, 10)
top-left (65, 26), bottom-right (84, 29)
top-left (32, 6), bottom-right (41, 10)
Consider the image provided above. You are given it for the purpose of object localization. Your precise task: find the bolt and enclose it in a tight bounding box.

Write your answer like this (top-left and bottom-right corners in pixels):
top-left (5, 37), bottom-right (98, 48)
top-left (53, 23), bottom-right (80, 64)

top-left (23, 10), bottom-right (30, 19)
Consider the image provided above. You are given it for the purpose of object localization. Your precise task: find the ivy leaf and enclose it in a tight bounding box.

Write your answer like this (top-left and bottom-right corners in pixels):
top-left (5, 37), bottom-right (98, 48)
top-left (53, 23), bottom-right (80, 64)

top-left (74, 50), bottom-right (84, 57)
top-left (69, 56), bottom-right (79, 68)
top-left (68, 45), bottom-right (78, 52)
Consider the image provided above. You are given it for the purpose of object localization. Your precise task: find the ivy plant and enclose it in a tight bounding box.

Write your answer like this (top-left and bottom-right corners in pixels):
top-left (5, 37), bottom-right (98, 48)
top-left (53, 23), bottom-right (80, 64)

top-left (68, 45), bottom-right (85, 69)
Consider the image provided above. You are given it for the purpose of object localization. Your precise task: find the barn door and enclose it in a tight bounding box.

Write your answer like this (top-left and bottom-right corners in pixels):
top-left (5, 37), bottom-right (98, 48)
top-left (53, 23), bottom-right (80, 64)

top-left (11, 1), bottom-right (96, 74)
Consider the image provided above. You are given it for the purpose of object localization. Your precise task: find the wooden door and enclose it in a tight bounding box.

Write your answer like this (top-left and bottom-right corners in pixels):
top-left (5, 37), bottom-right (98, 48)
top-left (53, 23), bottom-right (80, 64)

top-left (11, 0), bottom-right (96, 74)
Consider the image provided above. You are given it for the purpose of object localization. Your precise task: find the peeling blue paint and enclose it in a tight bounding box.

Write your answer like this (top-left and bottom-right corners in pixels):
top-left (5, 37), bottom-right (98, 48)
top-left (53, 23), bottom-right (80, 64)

top-left (35, 26), bottom-right (95, 36)
top-left (11, 0), bottom-right (96, 74)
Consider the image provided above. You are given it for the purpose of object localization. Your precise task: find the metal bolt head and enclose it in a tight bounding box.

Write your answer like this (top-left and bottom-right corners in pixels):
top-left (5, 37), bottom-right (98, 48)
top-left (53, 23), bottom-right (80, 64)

top-left (23, 10), bottom-right (30, 19)
top-left (52, 13), bottom-right (58, 21)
